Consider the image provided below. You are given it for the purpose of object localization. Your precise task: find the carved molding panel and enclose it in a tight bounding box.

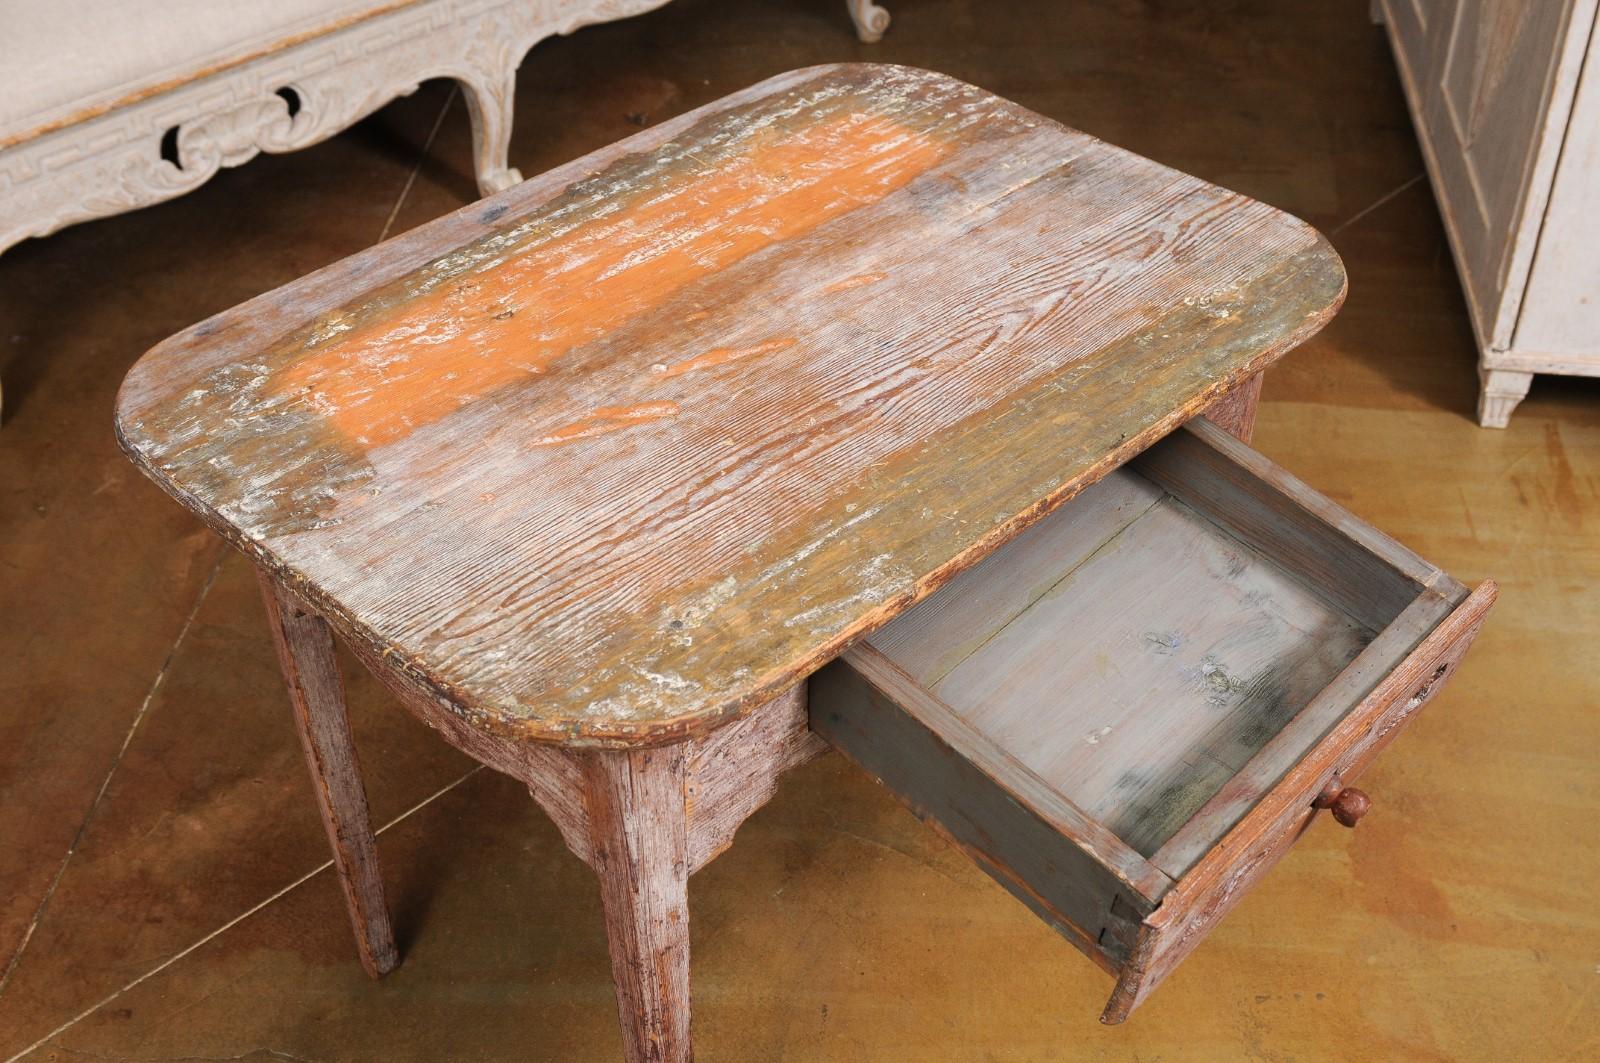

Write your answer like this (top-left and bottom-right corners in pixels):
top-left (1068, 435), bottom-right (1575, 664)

top-left (0, 0), bottom-right (891, 258)
top-left (0, 0), bottom-right (679, 255)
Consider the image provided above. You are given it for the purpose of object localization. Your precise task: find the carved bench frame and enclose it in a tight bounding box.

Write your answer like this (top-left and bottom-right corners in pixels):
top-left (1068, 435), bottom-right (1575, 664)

top-left (0, 0), bottom-right (890, 411)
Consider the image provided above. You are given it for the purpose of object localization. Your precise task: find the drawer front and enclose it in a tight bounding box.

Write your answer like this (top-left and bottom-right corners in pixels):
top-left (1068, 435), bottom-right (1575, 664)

top-left (1102, 582), bottom-right (1495, 1022)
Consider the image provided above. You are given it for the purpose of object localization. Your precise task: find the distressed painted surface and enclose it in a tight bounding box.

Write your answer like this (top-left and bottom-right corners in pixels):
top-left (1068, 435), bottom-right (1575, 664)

top-left (116, 63), bottom-right (1346, 745)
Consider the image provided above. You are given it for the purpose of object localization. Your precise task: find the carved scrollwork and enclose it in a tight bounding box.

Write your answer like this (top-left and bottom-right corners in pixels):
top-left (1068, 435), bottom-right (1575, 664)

top-left (0, 76), bottom-right (380, 254)
top-left (0, 0), bottom-right (890, 259)
top-left (174, 92), bottom-right (298, 177)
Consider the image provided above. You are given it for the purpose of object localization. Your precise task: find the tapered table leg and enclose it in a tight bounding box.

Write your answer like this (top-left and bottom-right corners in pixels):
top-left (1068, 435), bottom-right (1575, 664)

top-left (582, 745), bottom-right (692, 1063)
top-left (258, 571), bottom-right (399, 978)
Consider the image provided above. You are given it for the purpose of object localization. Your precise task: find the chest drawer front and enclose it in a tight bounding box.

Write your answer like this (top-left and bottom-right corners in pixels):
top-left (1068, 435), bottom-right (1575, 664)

top-left (809, 419), bottom-right (1494, 1023)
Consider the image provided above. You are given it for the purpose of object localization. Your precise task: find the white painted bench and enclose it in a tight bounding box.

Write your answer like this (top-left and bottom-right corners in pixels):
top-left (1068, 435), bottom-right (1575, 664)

top-left (0, 0), bottom-right (890, 409)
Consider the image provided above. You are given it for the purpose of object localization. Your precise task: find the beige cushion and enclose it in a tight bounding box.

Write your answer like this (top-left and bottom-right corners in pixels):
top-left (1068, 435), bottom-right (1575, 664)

top-left (0, 0), bottom-right (416, 144)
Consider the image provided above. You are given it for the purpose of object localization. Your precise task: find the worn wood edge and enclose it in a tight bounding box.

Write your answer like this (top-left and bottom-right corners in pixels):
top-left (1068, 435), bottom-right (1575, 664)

top-left (116, 103), bottom-right (1347, 750)
top-left (624, 235), bottom-right (1347, 748)
top-left (1100, 580), bottom-right (1497, 1023)
top-left (1145, 584), bottom-right (1460, 878)
top-left (574, 235), bottom-right (1349, 748)
top-left (830, 642), bottom-right (1171, 901)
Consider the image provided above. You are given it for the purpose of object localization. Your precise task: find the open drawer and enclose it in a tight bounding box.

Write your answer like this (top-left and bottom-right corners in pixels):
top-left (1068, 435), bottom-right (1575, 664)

top-left (809, 418), bottom-right (1495, 1023)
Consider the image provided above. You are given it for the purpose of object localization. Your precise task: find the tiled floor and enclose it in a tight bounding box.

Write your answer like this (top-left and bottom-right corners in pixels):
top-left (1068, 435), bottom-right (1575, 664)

top-left (2, 1), bottom-right (1596, 1060)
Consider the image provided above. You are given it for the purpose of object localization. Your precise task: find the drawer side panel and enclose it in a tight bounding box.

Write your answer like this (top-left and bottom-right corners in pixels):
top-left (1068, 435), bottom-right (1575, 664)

top-left (810, 647), bottom-right (1166, 973)
top-left (1134, 418), bottom-right (1448, 627)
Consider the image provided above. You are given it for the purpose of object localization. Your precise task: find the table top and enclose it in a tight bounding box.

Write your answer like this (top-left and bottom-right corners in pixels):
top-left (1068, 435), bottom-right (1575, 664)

top-left (116, 64), bottom-right (1345, 747)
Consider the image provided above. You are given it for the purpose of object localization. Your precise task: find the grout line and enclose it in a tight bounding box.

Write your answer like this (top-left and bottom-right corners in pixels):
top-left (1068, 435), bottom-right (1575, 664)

top-left (4, 765), bottom-right (484, 1063)
top-left (377, 84), bottom-right (458, 243)
top-left (1329, 172), bottom-right (1425, 236)
top-left (0, 552), bottom-right (227, 1002)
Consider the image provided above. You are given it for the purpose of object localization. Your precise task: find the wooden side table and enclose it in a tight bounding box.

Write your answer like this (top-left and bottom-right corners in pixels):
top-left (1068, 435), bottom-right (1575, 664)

top-left (116, 65), bottom-right (1493, 1061)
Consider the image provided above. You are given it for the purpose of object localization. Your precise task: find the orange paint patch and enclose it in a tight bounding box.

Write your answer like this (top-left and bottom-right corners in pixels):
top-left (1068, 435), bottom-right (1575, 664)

top-left (532, 402), bottom-right (681, 447)
top-left (280, 113), bottom-right (950, 447)
top-left (823, 272), bottom-right (889, 293)
top-left (654, 337), bottom-right (798, 379)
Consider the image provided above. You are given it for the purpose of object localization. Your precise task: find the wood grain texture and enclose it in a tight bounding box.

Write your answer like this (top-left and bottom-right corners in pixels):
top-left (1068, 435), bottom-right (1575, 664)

top-left (1101, 581), bottom-right (1496, 1024)
top-left (865, 421), bottom-right (1468, 865)
top-left (257, 571), bottom-right (398, 979)
top-left (829, 424), bottom-right (1497, 1022)
top-left (682, 682), bottom-right (825, 873)
top-left (347, 631), bottom-right (819, 874)
top-left (866, 469), bottom-right (1165, 684)
top-left (1133, 417), bottom-right (1444, 629)
top-left (1144, 586), bottom-right (1459, 877)
top-left (115, 63), bottom-right (1345, 747)
top-left (930, 486), bottom-right (1375, 858)
top-left (1201, 371), bottom-right (1263, 441)
top-left (582, 745), bottom-right (693, 1063)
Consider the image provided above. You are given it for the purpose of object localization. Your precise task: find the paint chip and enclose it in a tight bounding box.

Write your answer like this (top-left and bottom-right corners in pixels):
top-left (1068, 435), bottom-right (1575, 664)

top-left (653, 337), bottom-right (798, 379)
top-left (532, 402), bottom-right (680, 446)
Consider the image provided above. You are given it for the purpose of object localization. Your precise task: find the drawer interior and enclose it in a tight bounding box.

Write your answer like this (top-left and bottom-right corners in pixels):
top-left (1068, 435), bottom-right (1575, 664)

top-left (860, 419), bottom-right (1463, 873)
top-left (812, 418), bottom-right (1488, 1020)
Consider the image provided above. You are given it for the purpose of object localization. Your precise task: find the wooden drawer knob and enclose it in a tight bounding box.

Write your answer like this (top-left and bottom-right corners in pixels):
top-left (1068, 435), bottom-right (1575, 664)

top-left (1314, 778), bottom-right (1371, 828)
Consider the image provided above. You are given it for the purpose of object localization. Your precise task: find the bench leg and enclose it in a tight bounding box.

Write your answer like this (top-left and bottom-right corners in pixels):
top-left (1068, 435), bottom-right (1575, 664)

top-left (258, 571), bottom-right (399, 978)
top-left (847, 0), bottom-right (891, 42)
top-left (460, 64), bottom-right (524, 198)
top-left (582, 745), bottom-right (692, 1063)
